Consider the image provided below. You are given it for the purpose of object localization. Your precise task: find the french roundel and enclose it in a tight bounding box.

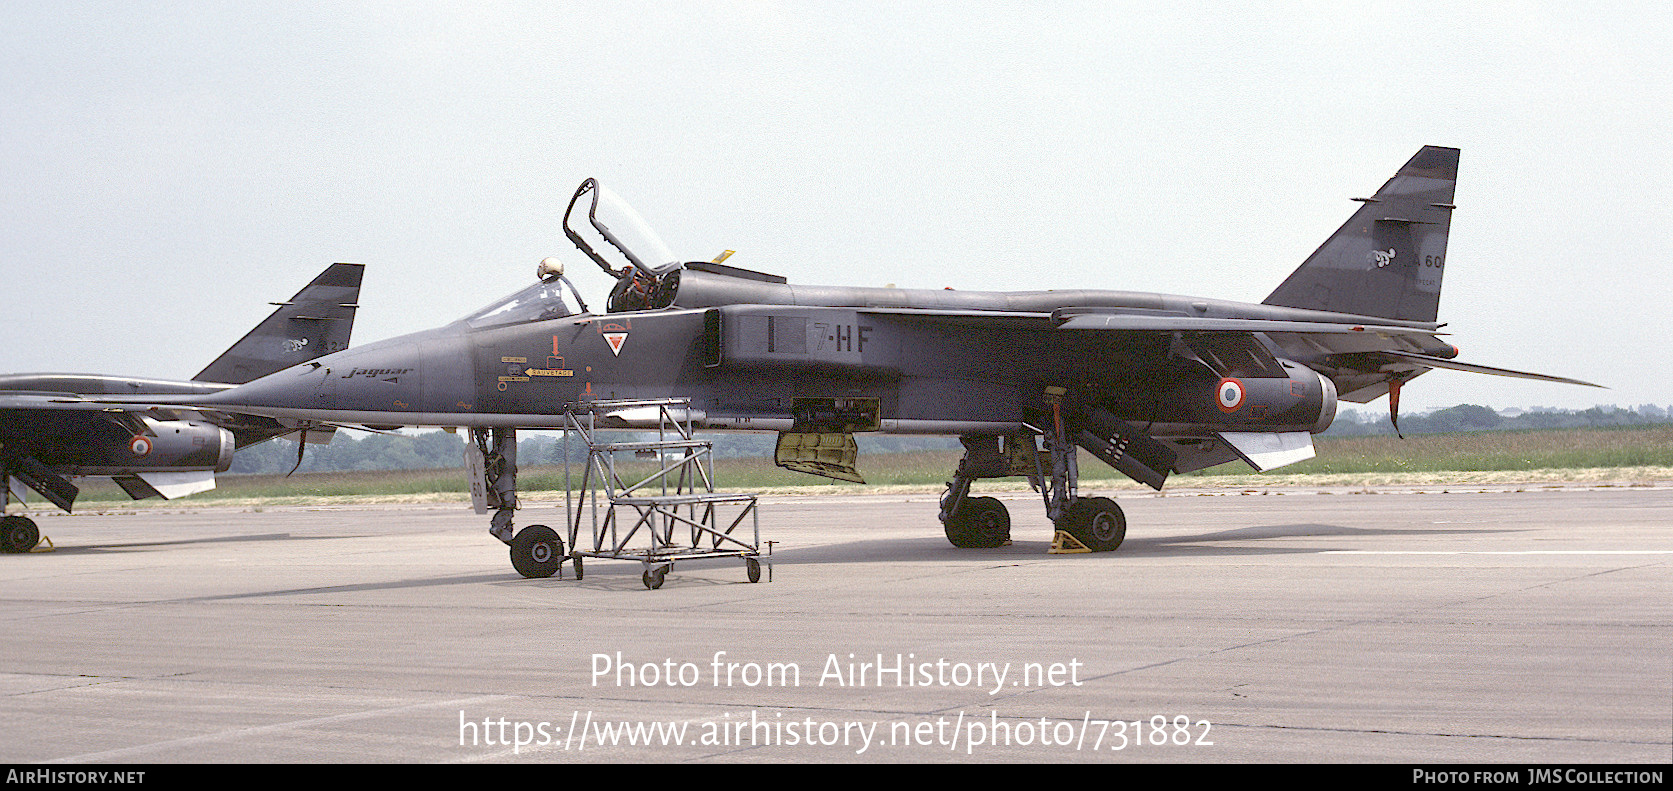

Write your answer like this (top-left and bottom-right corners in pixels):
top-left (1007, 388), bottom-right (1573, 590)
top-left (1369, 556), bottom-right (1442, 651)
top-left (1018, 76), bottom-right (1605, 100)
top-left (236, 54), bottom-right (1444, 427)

top-left (129, 436), bottom-right (152, 456)
top-left (1216, 377), bottom-right (1246, 413)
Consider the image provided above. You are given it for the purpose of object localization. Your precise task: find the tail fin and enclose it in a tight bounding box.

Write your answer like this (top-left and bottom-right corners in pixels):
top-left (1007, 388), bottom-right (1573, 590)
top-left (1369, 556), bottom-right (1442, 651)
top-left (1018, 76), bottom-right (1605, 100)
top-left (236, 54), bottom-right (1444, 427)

top-left (1264, 146), bottom-right (1459, 323)
top-left (193, 263), bottom-right (363, 384)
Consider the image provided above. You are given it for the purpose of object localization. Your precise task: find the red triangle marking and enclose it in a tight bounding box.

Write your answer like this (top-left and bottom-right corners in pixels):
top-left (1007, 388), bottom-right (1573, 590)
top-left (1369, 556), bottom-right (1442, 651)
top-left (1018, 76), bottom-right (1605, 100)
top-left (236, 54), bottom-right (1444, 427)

top-left (603, 332), bottom-right (627, 356)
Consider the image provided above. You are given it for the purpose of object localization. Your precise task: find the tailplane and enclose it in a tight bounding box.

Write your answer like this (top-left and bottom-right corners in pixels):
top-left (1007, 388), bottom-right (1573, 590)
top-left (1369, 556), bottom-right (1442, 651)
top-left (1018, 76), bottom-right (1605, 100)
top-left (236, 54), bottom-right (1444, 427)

top-left (1264, 146), bottom-right (1459, 323)
top-left (193, 263), bottom-right (363, 384)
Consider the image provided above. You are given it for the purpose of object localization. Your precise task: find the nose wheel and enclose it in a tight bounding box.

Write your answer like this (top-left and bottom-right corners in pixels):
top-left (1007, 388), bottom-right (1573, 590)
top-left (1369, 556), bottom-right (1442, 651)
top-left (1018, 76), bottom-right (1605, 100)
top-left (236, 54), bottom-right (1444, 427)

top-left (510, 525), bottom-right (564, 579)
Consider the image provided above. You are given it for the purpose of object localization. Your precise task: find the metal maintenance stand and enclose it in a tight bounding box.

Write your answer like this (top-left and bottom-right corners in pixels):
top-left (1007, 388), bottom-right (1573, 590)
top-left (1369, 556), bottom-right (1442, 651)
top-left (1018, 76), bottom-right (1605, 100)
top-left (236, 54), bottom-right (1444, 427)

top-left (562, 398), bottom-right (765, 589)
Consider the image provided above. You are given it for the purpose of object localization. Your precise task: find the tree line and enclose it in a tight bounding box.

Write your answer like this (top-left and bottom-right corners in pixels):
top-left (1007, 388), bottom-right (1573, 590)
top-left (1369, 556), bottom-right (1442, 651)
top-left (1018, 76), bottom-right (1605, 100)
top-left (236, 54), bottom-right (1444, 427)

top-left (1324, 403), bottom-right (1671, 436)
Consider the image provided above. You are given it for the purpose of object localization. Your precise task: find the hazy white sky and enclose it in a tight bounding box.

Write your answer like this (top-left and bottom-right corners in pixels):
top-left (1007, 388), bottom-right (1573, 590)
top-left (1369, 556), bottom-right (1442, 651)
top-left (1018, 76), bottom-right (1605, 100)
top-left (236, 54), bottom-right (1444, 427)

top-left (2, 2), bottom-right (1667, 413)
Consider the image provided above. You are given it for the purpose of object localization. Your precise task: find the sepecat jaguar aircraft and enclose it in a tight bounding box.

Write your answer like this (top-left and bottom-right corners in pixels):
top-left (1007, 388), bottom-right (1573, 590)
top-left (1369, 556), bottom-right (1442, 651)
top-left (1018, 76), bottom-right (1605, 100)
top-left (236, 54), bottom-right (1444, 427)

top-left (75, 147), bottom-right (1596, 576)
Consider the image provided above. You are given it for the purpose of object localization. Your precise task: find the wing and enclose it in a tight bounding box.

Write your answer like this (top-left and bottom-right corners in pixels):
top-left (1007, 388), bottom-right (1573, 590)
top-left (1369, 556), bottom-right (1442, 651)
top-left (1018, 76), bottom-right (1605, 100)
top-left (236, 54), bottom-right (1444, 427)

top-left (857, 305), bottom-right (1596, 484)
top-left (1046, 307), bottom-right (1598, 397)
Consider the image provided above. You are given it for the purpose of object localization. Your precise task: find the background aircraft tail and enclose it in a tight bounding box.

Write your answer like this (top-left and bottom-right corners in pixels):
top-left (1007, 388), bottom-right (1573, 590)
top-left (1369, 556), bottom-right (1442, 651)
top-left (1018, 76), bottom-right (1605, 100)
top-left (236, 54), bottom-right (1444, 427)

top-left (1263, 146), bottom-right (1459, 323)
top-left (193, 263), bottom-right (363, 384)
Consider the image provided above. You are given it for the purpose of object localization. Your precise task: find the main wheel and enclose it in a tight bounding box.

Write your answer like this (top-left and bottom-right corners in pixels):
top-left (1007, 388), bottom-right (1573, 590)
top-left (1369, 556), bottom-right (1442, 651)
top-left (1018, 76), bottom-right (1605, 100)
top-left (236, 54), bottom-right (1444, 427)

top-left (643, 566), bottom-right (667, 590)
top-left (1, 516), bottom-right (39, 554)
top-left (1060, 497), bottom-right (1126, 552)
top-left (509, 525), bottom-right (563, 578)
top-left (942, 496), bottom-right (1011, 548)
top-left (745, 556), bottom-right (761, 583)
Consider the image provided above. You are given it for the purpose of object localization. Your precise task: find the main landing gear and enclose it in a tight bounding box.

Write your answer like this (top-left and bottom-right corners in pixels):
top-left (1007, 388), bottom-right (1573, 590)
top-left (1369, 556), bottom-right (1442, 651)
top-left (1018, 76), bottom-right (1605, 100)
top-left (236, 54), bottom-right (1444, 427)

top-left (2, 479), bottom-right (42, 554)
top-left (937, 433), bottom-right (1127, 553)
top-left (1060, 497), bottom-right (1126, 553)
top-left (937, 390), bottom-right (1130, 553)
top-left (1, 514), bottom-right (40, 554)
top-left (938, 435), bottom-right (1018, 549)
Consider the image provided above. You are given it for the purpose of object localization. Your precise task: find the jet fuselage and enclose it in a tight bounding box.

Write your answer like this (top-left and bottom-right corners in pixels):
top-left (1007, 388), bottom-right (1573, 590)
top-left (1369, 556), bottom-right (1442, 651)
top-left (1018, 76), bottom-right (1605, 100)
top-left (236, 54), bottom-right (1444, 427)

top-left (201, 272), bottom-right (1361, 441)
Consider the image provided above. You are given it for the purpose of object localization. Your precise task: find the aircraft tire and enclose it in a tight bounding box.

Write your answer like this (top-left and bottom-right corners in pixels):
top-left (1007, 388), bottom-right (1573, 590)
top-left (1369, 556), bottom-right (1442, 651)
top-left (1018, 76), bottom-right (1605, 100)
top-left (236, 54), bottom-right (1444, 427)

top-left (510, 525), bottom-right (563, 579)
top-left (1063, 498), bottom-right (1125, 552)
top-left (643, 566), bottom-right (667, 590)
top-left (943, 496), bottom-right (1010, 548)
top-left (1, 516), bottom-right (38, 554)
top-left (746, 556), bottom-right (761, 583)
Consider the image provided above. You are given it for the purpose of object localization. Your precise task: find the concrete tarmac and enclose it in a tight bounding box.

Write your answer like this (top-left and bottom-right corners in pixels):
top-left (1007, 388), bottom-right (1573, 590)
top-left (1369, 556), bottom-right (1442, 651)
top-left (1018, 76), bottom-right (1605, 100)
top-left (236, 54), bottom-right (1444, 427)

top-left (1, 484), bottom-right (1669, 763)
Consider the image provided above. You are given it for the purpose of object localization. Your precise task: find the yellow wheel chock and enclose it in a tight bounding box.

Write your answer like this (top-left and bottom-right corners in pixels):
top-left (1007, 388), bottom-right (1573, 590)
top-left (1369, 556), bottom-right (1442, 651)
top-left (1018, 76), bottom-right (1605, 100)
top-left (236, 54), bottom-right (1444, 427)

top-left (1048, 530), bottom-right (1090, 554)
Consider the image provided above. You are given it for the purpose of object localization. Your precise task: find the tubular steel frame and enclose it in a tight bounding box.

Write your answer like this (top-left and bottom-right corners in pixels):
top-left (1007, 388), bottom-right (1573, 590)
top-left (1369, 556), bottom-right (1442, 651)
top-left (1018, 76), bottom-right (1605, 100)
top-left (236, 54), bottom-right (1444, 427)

top-left (562, 398), bottom-right (764, 587)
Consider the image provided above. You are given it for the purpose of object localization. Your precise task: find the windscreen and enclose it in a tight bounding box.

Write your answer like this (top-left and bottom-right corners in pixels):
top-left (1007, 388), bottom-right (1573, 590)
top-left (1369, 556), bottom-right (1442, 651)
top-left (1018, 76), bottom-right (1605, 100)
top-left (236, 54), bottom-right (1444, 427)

top-left (462, 279), bottom-right (577, 328)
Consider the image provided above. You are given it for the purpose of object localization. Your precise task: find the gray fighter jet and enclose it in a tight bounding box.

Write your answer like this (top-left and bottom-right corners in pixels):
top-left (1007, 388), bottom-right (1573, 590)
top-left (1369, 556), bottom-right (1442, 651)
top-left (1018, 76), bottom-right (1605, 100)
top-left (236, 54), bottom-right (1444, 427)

top-left (82, 147), bottom-right (1596, 575)
top-left (0, 263), bottom-right (362, 551)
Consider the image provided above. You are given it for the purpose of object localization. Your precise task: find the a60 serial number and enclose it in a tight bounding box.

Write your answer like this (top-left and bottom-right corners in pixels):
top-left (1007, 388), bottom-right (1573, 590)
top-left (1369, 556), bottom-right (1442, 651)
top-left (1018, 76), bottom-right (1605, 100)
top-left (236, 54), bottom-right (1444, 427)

top-left (1090, 716), bottom-right (1212, 750)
